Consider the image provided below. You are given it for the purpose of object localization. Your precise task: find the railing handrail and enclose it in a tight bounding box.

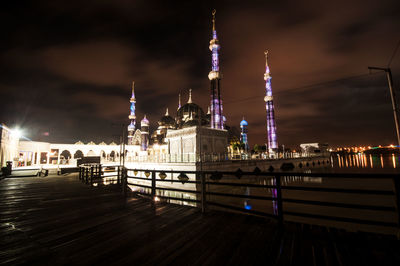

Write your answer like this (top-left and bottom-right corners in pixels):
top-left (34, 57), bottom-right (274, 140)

top-left (79, 165), bottom-right (400, 233)
top-left (125, 167), bottom-right (399, 179)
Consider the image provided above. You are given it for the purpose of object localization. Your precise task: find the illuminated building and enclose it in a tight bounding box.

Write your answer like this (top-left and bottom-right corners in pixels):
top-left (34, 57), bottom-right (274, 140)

top-left (240, 118), bottom-right (249, 152)
top-left (140, 115), bottom-right (149, 151)
top-left (264, 51), bottom-right (278, 155)
top-left (127, 81), bottom-right (136, 145)
top-left (0, 124), bottom-right (20, 167)
top-left (209, 9), bottom-right (224, 129)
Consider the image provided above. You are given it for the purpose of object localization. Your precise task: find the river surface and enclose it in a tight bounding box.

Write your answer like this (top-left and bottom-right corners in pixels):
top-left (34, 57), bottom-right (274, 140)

top-left (327, 152), bottom-right (400, 173)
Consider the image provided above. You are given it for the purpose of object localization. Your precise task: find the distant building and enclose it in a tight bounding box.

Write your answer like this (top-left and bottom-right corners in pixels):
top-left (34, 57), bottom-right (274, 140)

top-left (300, 143), bottom-right (329, 156)
top-left (0, 124), bottom-right (19, 167)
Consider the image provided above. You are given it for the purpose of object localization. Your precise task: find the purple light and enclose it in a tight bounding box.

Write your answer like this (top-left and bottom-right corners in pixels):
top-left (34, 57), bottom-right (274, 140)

top-left (209, 10), bottom-right (224, 130)
top-left (264, 52), bottom-right (278, 151)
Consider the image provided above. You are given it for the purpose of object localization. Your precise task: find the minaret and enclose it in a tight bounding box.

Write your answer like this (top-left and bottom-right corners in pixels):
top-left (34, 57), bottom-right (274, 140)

top-left (188, 89), bottom-right (192, 104)
top-left (140, 115), bottom-right (149, 151)
top-left (127, 81), bottom-right (136, 145)
top-left (264, 51), bottom-right (278, 154)
top-left (208, 9), bottom-right (224, 129)
top-left (240, 118), bottom-right (249, 152)
top-left (177, 93), bottom-right (181, 110)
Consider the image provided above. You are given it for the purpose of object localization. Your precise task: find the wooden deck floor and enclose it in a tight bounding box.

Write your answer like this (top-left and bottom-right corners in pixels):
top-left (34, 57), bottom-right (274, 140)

top-left (1, 174), bottom-right (400, 266)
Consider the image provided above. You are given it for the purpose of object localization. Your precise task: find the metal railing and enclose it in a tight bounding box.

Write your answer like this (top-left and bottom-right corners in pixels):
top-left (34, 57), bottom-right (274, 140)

top-left (78, 165), bottom-right (400, 232)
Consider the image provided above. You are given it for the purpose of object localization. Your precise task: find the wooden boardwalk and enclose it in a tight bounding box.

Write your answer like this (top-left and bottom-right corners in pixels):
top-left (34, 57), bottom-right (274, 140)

top-left (1, 174), bottom-right (399, 266)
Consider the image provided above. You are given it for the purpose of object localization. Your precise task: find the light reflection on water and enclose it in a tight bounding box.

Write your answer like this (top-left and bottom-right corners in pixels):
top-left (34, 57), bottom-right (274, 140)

top-left (332, 153), bottom-right (400, 173)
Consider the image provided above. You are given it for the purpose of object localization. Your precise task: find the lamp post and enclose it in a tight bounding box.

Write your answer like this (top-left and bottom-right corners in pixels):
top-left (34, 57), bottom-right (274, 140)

top-left (368, 67), bottom-right (400, 147)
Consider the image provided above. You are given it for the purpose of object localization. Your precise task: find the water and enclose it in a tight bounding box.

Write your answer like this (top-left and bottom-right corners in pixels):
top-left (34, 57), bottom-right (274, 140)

top-left (206, 152), bottom-right (400, 235)
top-left (328, 152), bottom-right (400, 173)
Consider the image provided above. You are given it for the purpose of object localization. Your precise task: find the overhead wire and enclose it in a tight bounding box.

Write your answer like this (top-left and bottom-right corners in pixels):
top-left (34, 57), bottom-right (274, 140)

top-left (224, 71), bottom-right (383, 105)
top-left (387, 38), bottom-right (400, 67)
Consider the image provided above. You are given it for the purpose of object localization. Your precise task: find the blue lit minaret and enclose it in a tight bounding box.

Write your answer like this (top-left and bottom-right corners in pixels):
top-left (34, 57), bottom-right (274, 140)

top-left (127, 81), bottom-right (136, 145)
top-left (209, 9), bottom-right (224, 129)
top-left (264, 51), bottom-right (278, 153)
top-left (240, 118), bottom-right (249, 152)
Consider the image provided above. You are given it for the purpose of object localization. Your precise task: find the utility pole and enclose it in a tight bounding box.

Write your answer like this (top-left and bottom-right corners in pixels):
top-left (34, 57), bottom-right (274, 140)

top-left (368, 67), bottom-right (400, 147)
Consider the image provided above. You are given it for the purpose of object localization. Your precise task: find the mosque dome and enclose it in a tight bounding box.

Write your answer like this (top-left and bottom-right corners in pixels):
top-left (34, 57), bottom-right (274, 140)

top-left (128, 121), bottom-right (135, 131)
top-left (158, 108), bottom-right (175, 129)
top-left (240, 119), bottom-right (248, 126)
top-left (176, 89), bottom-right (206, 128)
top-left (141, 115), bottom-right (149, 126)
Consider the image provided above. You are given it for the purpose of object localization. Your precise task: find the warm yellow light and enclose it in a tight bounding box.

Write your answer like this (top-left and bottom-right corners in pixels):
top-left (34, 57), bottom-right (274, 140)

top-left (154, 196), bottom-right (160, 202)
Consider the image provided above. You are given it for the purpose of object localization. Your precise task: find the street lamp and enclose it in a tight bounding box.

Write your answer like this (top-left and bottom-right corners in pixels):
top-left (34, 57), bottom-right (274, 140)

top-left (368, 67), bottom-right (400, 147)
top-left (11, 128), bottom-right (22, 139)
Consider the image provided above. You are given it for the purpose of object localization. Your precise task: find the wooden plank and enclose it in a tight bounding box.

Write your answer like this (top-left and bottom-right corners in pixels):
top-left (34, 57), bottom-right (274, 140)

top-left (0, 174), bottom-right (399, 265)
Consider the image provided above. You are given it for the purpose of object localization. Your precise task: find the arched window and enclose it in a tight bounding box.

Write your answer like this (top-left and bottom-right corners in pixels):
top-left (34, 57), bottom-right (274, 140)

top-left (60, 150), bottom-right (72, 159)
top-left (74, 150), bottom-right (84, 159)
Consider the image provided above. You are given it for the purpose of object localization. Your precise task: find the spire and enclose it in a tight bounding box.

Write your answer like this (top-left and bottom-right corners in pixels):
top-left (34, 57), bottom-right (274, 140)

top-left (207, 106), bottom-right (210, 114)
top-left (131, 81), bottom-right (135, 98)
top-left (212, 9), bottom-right (216, 34)
top-left (165, 108), bottom-right (169, 116)
top-left (178, 93), bottom-right (181, 110)
top-left (264, 50), bottom-right (271, 79)
top-left (188, 89), bottom-right (192, 103)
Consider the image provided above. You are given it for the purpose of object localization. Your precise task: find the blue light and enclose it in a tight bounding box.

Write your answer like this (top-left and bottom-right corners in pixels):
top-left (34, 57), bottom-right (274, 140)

top-left (244, 204), bottom-right (252, 210)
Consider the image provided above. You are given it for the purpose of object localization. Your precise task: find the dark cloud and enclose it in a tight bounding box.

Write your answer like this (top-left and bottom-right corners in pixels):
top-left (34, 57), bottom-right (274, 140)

top-left (0, 0), bottom-right (399, 147)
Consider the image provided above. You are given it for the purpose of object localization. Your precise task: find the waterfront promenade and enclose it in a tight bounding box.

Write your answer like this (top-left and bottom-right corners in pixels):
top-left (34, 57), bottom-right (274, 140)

top-left (1, 174), bottom-right (400, 265)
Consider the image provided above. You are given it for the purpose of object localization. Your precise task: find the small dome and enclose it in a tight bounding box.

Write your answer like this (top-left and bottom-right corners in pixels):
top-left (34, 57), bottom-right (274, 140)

top-left (159, 108), bottom-right (175, 129)
top-left (160, 116), bottom-right (175, 127)
top-left (128, 121), bottom-right (135, 131)
top-left (141, 115), bottom-right (149, 126)
top-left (240, 119), bottom-right (248, 126)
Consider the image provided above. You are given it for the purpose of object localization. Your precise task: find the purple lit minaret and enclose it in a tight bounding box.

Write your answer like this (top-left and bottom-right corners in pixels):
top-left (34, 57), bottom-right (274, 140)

top-left (264, 51), bottom-right (278, 153)
top-left (208, 9), bottom-right (224, 129)
top-left (127, 81), bottom-right (136, 145)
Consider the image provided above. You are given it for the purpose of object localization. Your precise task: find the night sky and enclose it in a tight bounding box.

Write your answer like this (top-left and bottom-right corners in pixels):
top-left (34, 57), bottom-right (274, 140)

top-left (1, 0), bottom-right (400, 148)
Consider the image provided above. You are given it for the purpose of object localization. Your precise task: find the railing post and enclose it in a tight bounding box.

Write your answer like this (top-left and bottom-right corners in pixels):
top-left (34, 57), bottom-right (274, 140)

top-left (122, 167), bottom-right (127, 197)
top-left (90, 166), bottom-right (94, 186)
top-left (275, 175), bottom-right (283, 226)
top-left (98, 164), bottom-right (102, 178)
top-left (117, 166), bottom-right (121, 184)
top-left (151, 171), bottom-right (156, 200)
top-left (85, 167), bottom-right (89, 184)
top-left (201, 172), bottom-right (206, 213)
top-left (79, 167), bottom-right (82, 180)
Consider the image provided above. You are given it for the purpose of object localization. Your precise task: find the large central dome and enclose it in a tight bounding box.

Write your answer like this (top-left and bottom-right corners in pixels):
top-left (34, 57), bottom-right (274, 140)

top-left (176, 90), bottom-right (207, 128)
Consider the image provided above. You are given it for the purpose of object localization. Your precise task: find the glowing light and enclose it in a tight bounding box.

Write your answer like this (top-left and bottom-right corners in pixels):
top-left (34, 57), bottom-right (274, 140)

top-left (244, 204), bottom-right (252, 210)
top-left (392, 154), bottom-right (396, 168)
top-left (11, 128), bottom-right (22, 139)
top-left (154, 196), bottom-right (160, 202)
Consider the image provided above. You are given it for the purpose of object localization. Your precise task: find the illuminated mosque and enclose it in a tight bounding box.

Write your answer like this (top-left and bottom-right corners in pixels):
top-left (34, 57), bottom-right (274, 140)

top-left (0, 10), bottom-right (278, 168)
top-left (122, 10), bottom-right (278, 162)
